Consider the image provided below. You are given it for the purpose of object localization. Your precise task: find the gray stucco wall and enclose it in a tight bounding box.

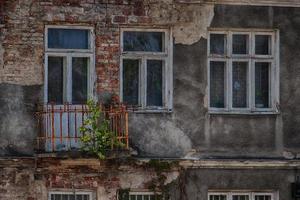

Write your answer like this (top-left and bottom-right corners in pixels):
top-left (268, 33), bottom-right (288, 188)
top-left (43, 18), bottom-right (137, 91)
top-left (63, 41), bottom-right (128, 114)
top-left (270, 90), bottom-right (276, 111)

top-left (0, 83), bottom-right (42, 156)
top-left (168, 168), bottom-right (296, 200)
top-left (129, 5), bottom-right (300, 159)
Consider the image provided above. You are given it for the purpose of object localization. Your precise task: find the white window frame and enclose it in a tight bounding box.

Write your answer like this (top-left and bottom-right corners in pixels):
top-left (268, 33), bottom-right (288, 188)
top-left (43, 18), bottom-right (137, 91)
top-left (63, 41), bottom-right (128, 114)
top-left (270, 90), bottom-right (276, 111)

top-left (44, 25), bottom-right (95, 104)
top-left (207, 28), bottom-right (280, 114)
top-left (120, 28), bottom-right (173, 112)
top-left (208, 191), bottom-right (278, 200)
top-left (127, 191), bottom-right (164, 200)
top-left (48, 190), bottom-right (94, 200)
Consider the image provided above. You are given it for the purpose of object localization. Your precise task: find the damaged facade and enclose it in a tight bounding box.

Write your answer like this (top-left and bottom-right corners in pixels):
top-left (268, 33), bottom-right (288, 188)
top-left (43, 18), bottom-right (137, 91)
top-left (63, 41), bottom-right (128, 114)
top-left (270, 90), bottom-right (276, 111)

top-left (1, 0), bottom-right (300, 199)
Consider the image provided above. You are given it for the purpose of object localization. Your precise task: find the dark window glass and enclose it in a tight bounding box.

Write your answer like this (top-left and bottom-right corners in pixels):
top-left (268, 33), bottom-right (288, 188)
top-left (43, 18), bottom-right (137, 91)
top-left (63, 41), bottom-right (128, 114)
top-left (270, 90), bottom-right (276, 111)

top-left (48, 57), bottom-right (64, 104)
top-left (232, 195), bottom-right (249, 200)
top-left (232, 34), bottom-right (248, 54)
top-left (210, 34), bottom-right (226, 55)
top-left (54, 194), bottom-right (62, 200)
top-left (69, 195), bottom-right (75, 200)
top-left (123, 31), bottom-right (164, 52)
top-left (255, 62), bottom-right (270, 108)
top-left (123, 59), bottom-right (139, 105)
top-left (255, 195), bottom-right (271, 200)
top-left (48, 28), bottom-right (89, 49)
top-left (232, 62), bottom-right (248, 108)
top-left (210, 61), bottom-right (225, 108)
top-left (147, 60), bottom-right (163, 107)
top-left (62, 195), bottom-right (69, 200)
top-left (76, 195), bottom-right (83, 200)
top-left (255, 35), bottom-right (271, 55)
top-left (130, 195), bottom-right (136, 200)
top-left (137, 195), bottom-right (143, 200)
top-left (72, 57), bottom-right (88, 104)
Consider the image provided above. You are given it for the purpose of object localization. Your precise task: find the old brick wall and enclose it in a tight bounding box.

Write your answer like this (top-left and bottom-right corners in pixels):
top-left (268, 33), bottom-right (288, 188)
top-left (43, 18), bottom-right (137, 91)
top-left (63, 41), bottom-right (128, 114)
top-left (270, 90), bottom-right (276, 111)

top-left (0, 158), bottom-right (180, 200)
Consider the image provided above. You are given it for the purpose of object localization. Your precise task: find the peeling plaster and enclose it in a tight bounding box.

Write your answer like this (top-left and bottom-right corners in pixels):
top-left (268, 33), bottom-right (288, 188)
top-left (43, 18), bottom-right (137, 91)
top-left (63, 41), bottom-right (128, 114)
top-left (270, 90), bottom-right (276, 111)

top-left (149, 2), bottom-right (215, 45)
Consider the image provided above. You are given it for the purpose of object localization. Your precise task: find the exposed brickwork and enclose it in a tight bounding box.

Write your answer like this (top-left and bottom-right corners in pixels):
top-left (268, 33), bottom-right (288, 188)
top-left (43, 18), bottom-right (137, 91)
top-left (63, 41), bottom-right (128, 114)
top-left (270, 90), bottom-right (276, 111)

top-left (0, 158), bottom-right (180, 200)
top-left (0, 0), bottom-right (211, 94)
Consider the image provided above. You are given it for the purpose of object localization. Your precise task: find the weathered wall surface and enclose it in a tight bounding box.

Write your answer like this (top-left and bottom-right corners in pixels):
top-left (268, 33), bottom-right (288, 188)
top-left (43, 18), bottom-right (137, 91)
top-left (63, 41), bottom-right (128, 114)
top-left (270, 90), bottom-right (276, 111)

top-left (0, 158), bottom-right (180, 200)
top-left (0, 0), bottom-right (300, 159)
top-left (130, 5), bottom-right (300, 159)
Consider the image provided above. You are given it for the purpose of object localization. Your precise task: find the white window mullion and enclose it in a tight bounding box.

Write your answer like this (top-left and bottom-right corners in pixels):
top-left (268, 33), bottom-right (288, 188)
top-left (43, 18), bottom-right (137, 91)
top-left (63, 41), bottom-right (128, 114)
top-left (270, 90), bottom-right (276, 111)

top-left (226, 59), bottom-right (230, 111)
top-left (140, 58), bottom-right (147, 108)
top-left (228, 59), bottom-right (233, 110)
top-left (66, 55), bottom-right (72, 103)
top-left (44, 54), bottom-right (49, 103)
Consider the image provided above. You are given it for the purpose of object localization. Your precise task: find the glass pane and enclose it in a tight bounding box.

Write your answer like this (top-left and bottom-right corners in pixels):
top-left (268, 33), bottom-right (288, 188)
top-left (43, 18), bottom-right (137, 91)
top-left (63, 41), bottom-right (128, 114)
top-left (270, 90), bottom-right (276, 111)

top-left (72, 57), bottom-right (88, 104)
top-left (255, 35), bottom-right (271, 55)
top-left (255, 195), bottom-right (271, 200)
top-left (210, 61), bottom-right (225, 108)
top-left (130, 195), bottom-right (136, 200)
top-left (51, 194), bottom-right (55, 200)
top-left (150, 196), bottom-right (155, 200)
top-left (233, 195), bottom-right (249, 200)
top-left (48, 57), bottom-right (64, 104)
top-left (137, 195), bottom-right (143, 200)
top-left (147, 60), bottom-right (163, 107)
top-left (232, 34), bottom-right (248, 54)
top-left (48, 28), bottom-right (89, 49)
top-left (232, 62), bottom-right (248, 108)
top-left (144, 196), bottom-right (150, 200)
top-left (54, 194), bottom-right (62, 200)
top-left (123, 31), bottom-right (164, 52)
top-left (255, 62), bottom-right (270, 108)
top-left (210, 34), bottom-right (226, 55)
top-left (69, 195), bottom-right (75, 200)
top-left (123, 59), bottom-right (139, 105)
top-left (83, 195), bottom-right (89, 200)
top-left (76, 195), bottom-right (83, 200)
top-left (62, 194), bottom-right (69, 200)
top-left (221, 195), bottom-right (227, 200)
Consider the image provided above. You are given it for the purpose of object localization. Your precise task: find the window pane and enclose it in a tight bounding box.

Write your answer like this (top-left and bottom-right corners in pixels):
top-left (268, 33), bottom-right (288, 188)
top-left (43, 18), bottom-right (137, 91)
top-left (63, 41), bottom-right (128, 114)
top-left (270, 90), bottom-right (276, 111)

top-left (48, 28), bottom-right (89, 49)
top-left (210, 61), bottom-right (225, 108)
top-left (232, 34), bottom-right (249, 54)
top-left (210, 34), bottom-right (226, 55)
top-left (54, 194), bottom-right (62, 200)
top-left (123, 59), bottom-right (139, 105)
top-left (255, 195), bottom-right (271, 200)
top-left (72, 57), bottom-right (88, 104)
top-left (255, 62), bottom-right (270, 108)
top-left (137, 195), bottom-right (143, 200)
top-left (130, 195), bottom-right (136, 200)
top-left (69, 195), bottom-right (75, 200)
top-left (255, 35), bottom-right (271, 55)
top-left (62, 194), bottom-right (69, 200)
top-left (232, 62), bottom-right (248, 108)
top-left (123, 31), bottom-right (164, 52)
top-left (76, 195), bottom-right (83, 200)
top-left (233, 195), bottom-right (249, 200)
top-left (147, 60), bottom-right (163, 107)
top-left (48, 57), bottom-right (64, 104)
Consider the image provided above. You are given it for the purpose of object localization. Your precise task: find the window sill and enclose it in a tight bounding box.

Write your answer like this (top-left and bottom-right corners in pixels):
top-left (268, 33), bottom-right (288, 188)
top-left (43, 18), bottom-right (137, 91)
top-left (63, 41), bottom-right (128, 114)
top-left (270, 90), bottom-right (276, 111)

top-left (208, 110), bottom-right (280, 115)
top-left (128, 108), bottom-right (173, 114)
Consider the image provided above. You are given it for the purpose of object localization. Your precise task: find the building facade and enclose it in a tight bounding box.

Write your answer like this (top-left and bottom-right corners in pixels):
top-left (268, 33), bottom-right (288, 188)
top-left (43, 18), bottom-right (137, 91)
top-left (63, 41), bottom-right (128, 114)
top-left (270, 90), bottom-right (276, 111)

top-left (1, 0), bottom-right (300, 199)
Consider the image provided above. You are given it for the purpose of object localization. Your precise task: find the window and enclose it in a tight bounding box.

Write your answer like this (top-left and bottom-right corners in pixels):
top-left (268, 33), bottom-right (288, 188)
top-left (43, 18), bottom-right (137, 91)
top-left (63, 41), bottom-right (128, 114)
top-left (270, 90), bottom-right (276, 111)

top-left (208, 30), bottom-right (279, 114)
top-left (120, 29), bottom-right (172, 111)
top-left (208, 192), bottom-right (276, 200)
top-left (49, 191), bottom-right (92, 200)
top-left (128, 191), bottom-right (163, 200)
top-left (45, 26), bottom-right (94, 104)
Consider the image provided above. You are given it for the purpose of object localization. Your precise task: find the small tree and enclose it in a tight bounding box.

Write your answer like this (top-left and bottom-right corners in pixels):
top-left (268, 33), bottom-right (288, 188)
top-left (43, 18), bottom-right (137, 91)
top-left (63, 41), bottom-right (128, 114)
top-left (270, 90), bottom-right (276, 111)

top-left (80, 99), bottom-right (119, 160)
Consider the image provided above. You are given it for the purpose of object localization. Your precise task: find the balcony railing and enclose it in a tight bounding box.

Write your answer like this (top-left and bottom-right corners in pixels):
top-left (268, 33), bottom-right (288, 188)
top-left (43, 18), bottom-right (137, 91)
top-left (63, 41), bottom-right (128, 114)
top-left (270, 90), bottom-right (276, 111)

top-left (35, 103), bottom-right (129, 153)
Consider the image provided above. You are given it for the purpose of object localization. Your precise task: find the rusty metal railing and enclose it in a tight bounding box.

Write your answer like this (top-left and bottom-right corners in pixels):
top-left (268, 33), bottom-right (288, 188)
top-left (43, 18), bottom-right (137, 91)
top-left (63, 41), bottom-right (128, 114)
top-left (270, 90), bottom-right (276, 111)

top-left (35, 103), bottom-right (129, 153)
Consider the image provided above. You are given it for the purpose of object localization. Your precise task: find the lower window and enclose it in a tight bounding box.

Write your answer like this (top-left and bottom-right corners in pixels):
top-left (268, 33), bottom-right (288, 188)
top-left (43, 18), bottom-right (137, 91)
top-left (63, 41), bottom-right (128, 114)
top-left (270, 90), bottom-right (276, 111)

top-left (49, 191), bottom-right (92, 200)
top-left (209, 192), bottom-right (276, 200)
top-left (129, 191), bottom-right (163, 200)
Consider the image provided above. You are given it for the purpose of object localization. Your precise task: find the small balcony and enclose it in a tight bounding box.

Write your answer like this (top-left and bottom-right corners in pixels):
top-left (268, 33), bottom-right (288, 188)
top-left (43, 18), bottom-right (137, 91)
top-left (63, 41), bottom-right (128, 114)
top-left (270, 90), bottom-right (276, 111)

top-left (35, 103), bottom-right (129, 156)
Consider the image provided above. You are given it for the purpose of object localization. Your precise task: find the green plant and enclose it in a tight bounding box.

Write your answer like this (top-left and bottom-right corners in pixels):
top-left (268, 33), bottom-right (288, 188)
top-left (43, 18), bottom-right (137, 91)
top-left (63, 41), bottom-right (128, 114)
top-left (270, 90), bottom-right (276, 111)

top-left (79, 99), bottom-right (120, 160)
